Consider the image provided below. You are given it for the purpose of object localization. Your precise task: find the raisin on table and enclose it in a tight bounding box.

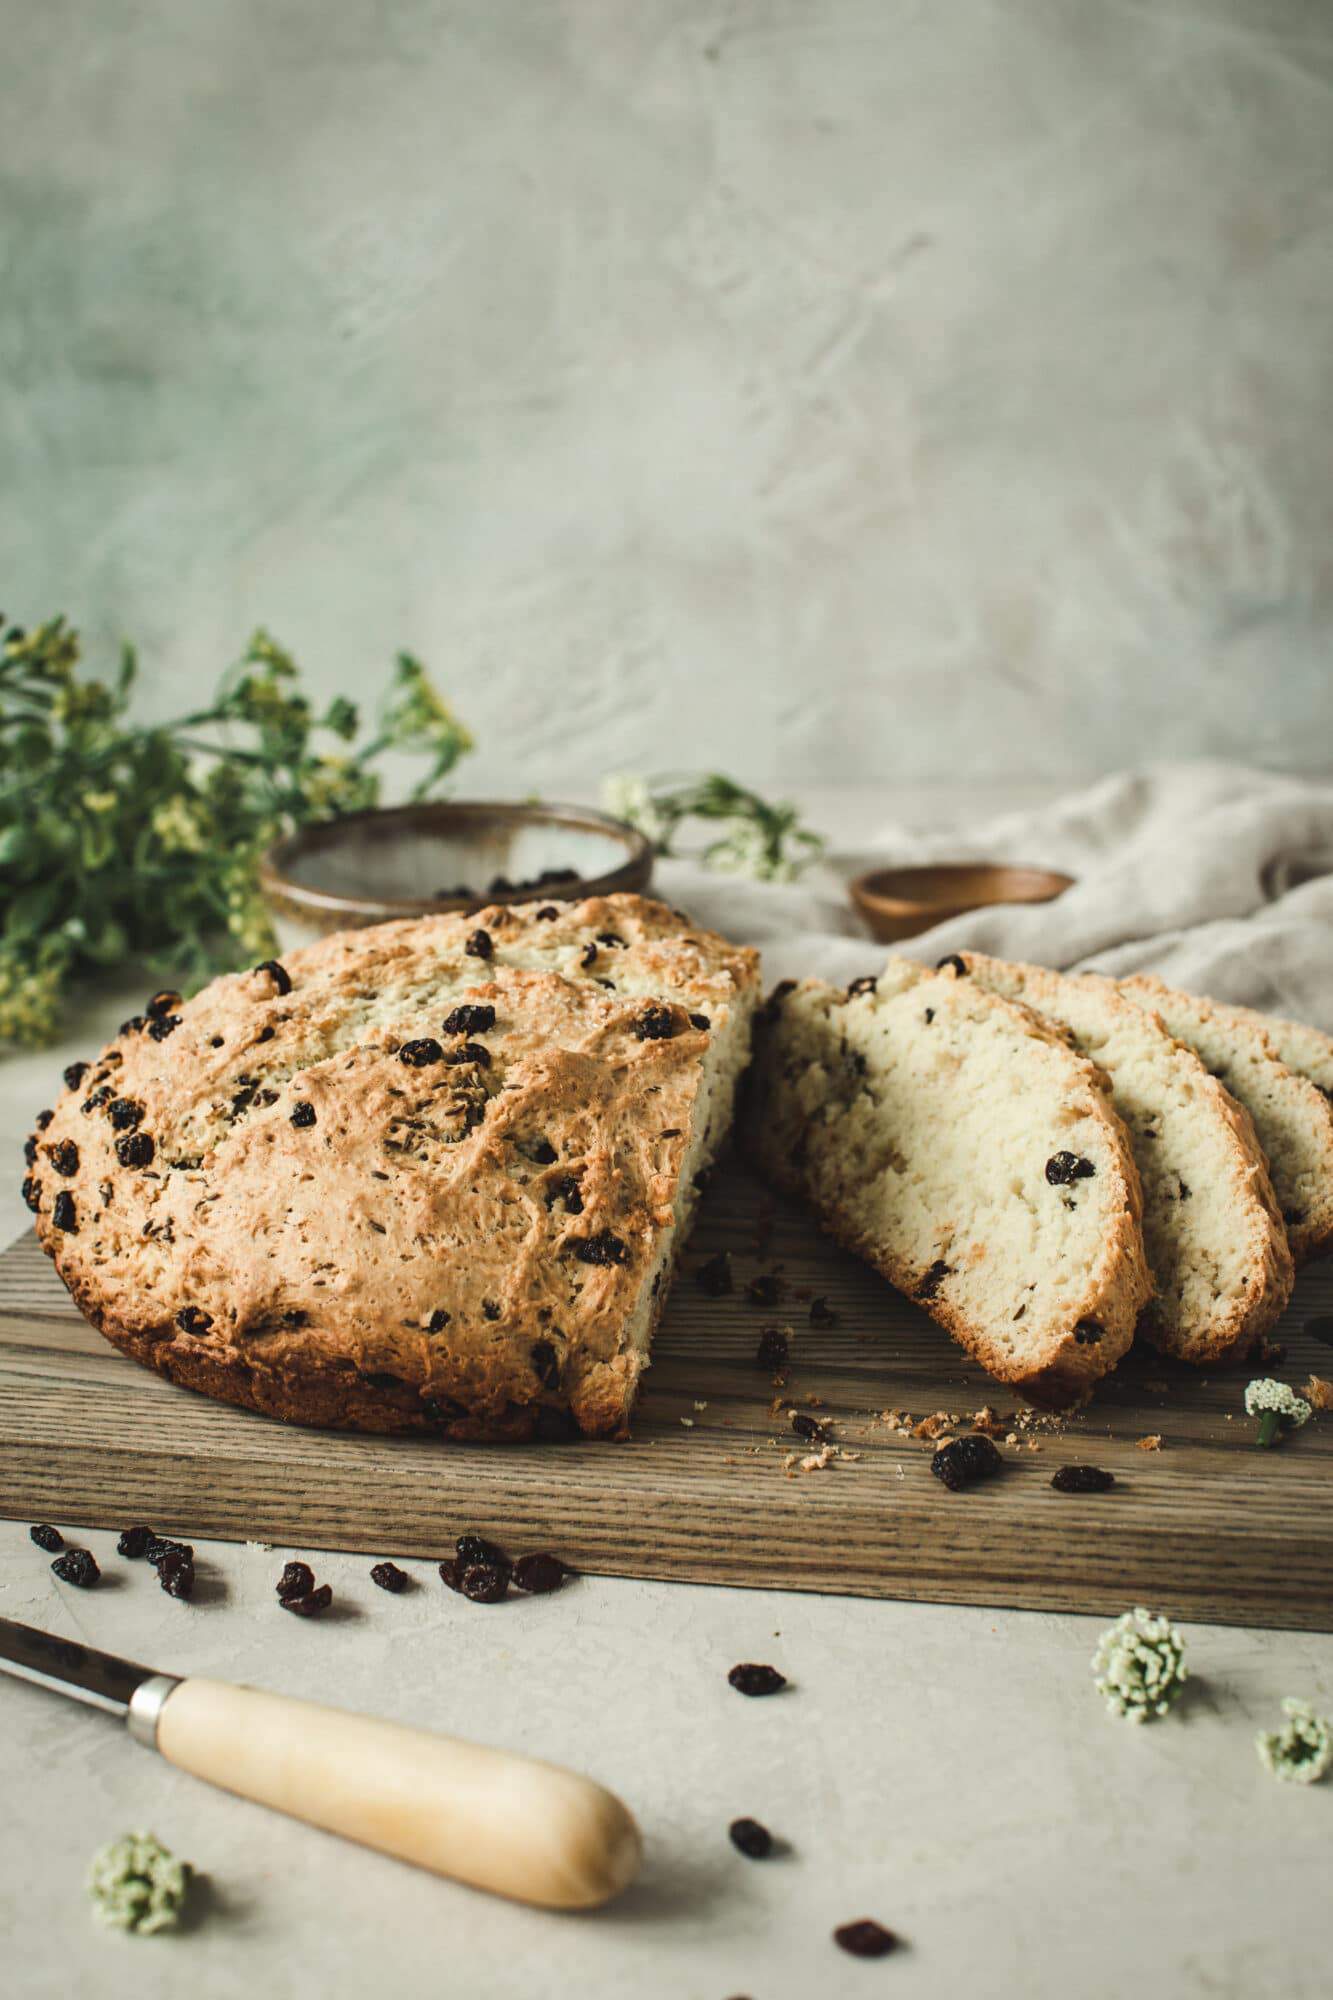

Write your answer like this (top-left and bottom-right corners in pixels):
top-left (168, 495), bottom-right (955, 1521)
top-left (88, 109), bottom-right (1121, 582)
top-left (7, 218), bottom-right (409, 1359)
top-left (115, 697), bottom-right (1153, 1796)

top-left (51, 1548), bottom-right (100, 1588)
top-left (370, 1561), bottom-right (411, 1593)
top-left (276, 1560), bottom-right (316, 1601)
top-left (834, 1919), bottom-right (898, 1958)
top-left (728, 1817), bottom-right (773, 1859)
top-left (512, 1552), bottom-right (565, 1595)
top-left (282, 1584), bottom-right (333, 1618)
top-left (29, 1524), bottom-right (63, 1552)
top-left (1051, 1465), bottom-right (1115, 1493)
top-left (931, 1434), bottom-right (1003, 1492)
top-left (728, 1662), bottom-right (787, 1697)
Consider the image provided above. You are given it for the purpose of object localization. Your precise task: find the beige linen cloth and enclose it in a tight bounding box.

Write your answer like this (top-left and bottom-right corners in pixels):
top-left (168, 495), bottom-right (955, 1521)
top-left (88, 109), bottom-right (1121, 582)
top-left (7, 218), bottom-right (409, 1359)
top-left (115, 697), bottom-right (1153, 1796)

top-left (659, 762), bottom-right (1333, 1030)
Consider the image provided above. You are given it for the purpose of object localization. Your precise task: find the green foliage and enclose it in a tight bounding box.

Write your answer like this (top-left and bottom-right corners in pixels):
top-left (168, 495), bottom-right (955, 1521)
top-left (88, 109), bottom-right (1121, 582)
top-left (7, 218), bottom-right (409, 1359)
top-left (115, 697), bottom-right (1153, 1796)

top-left (0, 615), bottom-right (473, 1046)
top-left (603, 772), bottom-right (824, 883)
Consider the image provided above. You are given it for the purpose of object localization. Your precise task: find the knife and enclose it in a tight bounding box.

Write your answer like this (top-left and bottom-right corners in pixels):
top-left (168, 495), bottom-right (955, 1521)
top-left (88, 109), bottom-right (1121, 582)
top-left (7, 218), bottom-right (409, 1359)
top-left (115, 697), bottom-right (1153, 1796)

top-left (0, 1615), bottom-right (641, 1909)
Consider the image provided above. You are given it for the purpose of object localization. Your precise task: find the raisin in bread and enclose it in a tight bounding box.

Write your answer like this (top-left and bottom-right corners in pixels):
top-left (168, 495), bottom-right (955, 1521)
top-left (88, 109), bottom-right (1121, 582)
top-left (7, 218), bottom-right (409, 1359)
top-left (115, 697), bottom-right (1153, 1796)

top-left (26, 896), bottom-right (759, 1440)
top-left (961, 955), bottom-right (1293, 1364)
top-left (745, 960), bottom-right (1152, 1405)
top-left (1120, 975), bottom-right (1333, 1264)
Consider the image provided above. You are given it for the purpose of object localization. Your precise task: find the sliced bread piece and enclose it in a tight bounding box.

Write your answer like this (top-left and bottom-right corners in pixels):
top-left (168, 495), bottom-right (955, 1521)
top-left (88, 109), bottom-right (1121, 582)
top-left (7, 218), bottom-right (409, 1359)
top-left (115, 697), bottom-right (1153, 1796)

top-left (1207, 1000), bottom-right (1333, 1102)
top-left (1120, 974), bottom-right (1333, 1263)
top-left (961, 954), bottom-right (1294, 1364)
top-left (745, 959), bottom-right (1152, 1405)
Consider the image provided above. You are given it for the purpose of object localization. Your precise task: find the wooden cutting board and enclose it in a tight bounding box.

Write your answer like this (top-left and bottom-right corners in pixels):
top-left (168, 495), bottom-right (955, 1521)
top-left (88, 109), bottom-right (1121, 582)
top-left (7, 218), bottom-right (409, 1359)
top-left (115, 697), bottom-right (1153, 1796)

top-left (2, 1160), bottom-right (1331, 1630)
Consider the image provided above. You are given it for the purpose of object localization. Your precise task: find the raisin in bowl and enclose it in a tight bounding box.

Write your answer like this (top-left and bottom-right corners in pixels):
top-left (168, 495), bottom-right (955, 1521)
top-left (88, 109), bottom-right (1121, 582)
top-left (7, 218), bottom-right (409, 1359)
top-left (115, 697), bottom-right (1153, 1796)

top-left (261, 801), bottom-right (654, 951)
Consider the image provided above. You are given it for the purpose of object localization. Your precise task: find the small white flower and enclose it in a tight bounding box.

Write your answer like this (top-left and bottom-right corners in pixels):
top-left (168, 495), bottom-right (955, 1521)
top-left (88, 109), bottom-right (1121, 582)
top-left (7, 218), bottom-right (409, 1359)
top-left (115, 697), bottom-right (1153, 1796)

top-left (1244, 1378), bottom-right (1312, 1426)
top-left (1092, 1606), bottom-right (1188, 1721)
top-left (1255, 1699), bottom-right (1332, 1785)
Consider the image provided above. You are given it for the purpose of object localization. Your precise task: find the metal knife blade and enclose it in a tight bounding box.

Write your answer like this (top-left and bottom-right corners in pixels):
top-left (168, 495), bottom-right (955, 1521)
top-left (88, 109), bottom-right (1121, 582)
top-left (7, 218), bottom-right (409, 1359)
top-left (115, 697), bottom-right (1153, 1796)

top-left (0, 1615), bottom-right (161, 1719)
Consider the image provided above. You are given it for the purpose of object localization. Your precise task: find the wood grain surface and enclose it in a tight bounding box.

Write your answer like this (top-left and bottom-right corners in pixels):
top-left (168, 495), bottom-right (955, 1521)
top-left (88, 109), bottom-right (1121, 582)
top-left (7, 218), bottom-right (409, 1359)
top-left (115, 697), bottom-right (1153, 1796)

top-left (2, 1161), bottom-right (1331, 1629)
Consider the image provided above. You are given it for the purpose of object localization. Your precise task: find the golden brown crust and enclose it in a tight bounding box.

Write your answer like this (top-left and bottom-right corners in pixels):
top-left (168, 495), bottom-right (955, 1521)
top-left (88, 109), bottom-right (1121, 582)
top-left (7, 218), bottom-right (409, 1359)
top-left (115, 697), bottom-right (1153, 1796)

top-left (28, 896), bottom-right (760, 1441)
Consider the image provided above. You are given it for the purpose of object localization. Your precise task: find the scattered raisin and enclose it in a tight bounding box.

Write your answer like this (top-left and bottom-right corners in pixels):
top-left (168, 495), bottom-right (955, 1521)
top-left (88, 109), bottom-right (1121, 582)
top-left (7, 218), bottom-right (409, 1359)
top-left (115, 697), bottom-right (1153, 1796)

top-left (428, 1309), bottom-right (451, 1333)
top-left (1051, 1465), bottom-right (1115, 1493)
top-left (108, 1097), bottom-right (144, 1131)
top-left (728, 1663), bottom-right (787, 1697)
top-left (370, 1561), bottom-right (410, 1593)
top-left (444, 1041), bottom-right (490, 1068)
top-left (1045, 1151), bottom-right (1095, 1186)
top-left (465, 928), bottom-right (493, 961)
top-left (399, 1038), bottom-right (444, 1067)
top-left (52, 1189), bottom-right (77, 1233)
top-left (34, 1108), bottom-right (54, 1130)
top-left (546, 1174), bottom-right (583, 1213)
top-left (580, 941), bottom-right (598, 967)
top-left (482, 1299), bottom-right (501, 1321)
top-left (1073, 1319), bottom-right (1102, 1345)
top-left (688, 1012), bottom-right (711, 1031)
top-left (146, 990), bottom-right (182, 1019)
top-left (936, 954), bottom-right (967, 976)
top-left (49, 1139), bottom-right (79, 1177)
top-left (529, 1138), bottom-right (557, 1165)
top-left (147, 1538), bottom-right (193, 1567)
top-left (21, 1175), bottom-right (40, 1213)
top-left (23, 1135), bottom-right (37, 1168)
top-left (276, 1560), bottom-right (316, 1601)
top-left (728, 1817), bottom-right (773, 1859)
top-left (695, 1251), bottom-right (733, 1297)
top-left (931, 1434), bottom-right (1003, 1491)
top-left (512, 1552), bottom-right (566, 1594)
top-left (63, 1061), bottom-right (89, 1091)
top-left (209, 1035), bottom-right (224, 1049)
top-left (572, 1230), bottom-right (629, 1267)
top-left (532, 1338), bottom-right (561, 1388)
top-left (924, 1006), bottom-right (935, 1024)
top-left (791, 1412), bottom-right (826, 1442)
top-left (256, 958), bottom-right (292, 995)
top-left (116, 1131), bottom-right (155, 1168)
top-left (443, 1004), bottom-right (495, 1037)
top-left (157, 1548), bottom-right (196, 1599)
top-left (834, 1920), bottom-right (898, 1959)
top-left (119, 1015), bottom-right (147, 1036)
top-left (633, 1003), bottom-right (677, 1041)
top-left (846, 975), bottom-right (878, 997)
top-left (536, 906), bottom-right (559, 920)
top-left (290, 1101), bottom-right (317, 1128)
top-left (747, 1273), bottom-right (781, 1307)
top-left (117, 1525), bottom-right (153, 1558)
top-left (808, 1296), bottom-right (838, 1327)
top-left (175, 1306), bottom-right (213, 1334)
top-left (443, 1562), bottom-right (508, 1604)
top-left (29, 1523), bottom-right (63, 1552)
top-left (283, 1585), bottom-right (333, 1617)
top-left (456, 1533), bottom-right (511, 1572)
top-left (915, 1259), bottom-right (950, 1300)
top-left (147, 1014), bottom-right (181, 1041)
top-left (51, 1548), bottom-right (99, 1588)
top-left (756, 1327), bottom-right (789, 1370)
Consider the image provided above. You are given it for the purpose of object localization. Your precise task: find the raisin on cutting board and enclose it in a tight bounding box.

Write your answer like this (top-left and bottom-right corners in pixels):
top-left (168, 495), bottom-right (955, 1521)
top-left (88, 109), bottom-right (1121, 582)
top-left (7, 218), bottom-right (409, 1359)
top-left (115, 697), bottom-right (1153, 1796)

top-left (727, 1663), bottom-right (787, 1698)
top-left (931, 1434), bottom-right (1003, 1492)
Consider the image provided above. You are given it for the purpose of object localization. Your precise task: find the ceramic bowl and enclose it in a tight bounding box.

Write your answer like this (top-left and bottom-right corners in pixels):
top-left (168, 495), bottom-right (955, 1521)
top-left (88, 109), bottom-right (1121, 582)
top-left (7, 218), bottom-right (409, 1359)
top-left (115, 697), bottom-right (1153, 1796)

top-left (849, 862), bottom-right (1075, 944)
top-left (260, 800), bottom-right (654, 954)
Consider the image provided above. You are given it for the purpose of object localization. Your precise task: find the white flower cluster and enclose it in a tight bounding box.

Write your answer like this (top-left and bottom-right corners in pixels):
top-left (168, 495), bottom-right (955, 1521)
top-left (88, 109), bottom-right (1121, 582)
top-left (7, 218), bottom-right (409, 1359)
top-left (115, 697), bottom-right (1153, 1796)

top-left (88, 1830), bottom-right (191, 1935)
top-left (1243, 1378), bottom-right (1312, 1426)
top-left (1255, 1699), bottom-right (1333, 1785)
top-left (1092, 1606), bottom-right (1188, 1722)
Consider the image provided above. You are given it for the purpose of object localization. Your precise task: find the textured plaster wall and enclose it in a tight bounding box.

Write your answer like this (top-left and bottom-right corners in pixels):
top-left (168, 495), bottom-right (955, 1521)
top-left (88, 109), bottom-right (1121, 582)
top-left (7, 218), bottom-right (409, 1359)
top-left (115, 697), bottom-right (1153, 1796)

top-left (4, 0), bottom-right (1332, 790)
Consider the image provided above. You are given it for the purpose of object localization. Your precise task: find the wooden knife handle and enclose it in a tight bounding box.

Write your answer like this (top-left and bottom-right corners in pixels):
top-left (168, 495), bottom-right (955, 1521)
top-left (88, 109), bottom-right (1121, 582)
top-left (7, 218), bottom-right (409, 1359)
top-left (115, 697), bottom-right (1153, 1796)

top-left (153, 1677), bottom-right (642, 1909)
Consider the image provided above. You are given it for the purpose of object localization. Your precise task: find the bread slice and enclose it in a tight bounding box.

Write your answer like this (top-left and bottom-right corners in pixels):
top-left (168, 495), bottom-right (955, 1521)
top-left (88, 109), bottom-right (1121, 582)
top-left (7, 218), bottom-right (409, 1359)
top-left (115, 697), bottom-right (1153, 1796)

top-left (29, 896), bottom-right (760, 1441)
top-left (1120, 975), bottom-right (1333, 1264)
top-left (745, 959), bottom-right (1152, 1405)
top-left (961, 954), bottom-right (1294, 1364)
top-left (1205, 1000), bottom-right (1333, 1102)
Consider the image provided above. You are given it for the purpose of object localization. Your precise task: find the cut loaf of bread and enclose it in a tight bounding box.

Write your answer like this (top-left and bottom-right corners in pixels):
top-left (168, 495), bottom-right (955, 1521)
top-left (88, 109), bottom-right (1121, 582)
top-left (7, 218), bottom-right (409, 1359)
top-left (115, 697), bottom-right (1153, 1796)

top-left (962, 955), bottom-right (1294, 1364)
top-left (30, 896), bottom-right (760, 1441)
top-left (745, 959), bottom-right (1152, 1405)
top-left (1120, 975), bottom-right (1333, 1264)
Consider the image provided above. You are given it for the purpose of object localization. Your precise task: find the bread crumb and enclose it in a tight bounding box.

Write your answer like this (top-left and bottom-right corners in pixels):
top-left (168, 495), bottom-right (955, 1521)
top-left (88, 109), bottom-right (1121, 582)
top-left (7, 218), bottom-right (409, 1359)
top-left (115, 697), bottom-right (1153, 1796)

top-left (911, 1411), bottom-right (955, 1442)
top-left (1137, 1433), bottom-right (1163, 1452)
top-left (1304, 1375), bottom-right (1333, 1412)
top-left (679, 1416), bottom-right (695, 1428)
top-left (693, 1399), bottom-right (708, 1411)
top-left (971, 1406), bottom-right (1011, 1439)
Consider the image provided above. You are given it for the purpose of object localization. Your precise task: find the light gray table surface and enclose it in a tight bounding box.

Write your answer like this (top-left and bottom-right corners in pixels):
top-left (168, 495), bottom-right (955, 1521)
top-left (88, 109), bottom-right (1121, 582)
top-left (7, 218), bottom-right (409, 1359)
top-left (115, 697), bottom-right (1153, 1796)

top-left (1, 786), bottom-right (1329, 1998)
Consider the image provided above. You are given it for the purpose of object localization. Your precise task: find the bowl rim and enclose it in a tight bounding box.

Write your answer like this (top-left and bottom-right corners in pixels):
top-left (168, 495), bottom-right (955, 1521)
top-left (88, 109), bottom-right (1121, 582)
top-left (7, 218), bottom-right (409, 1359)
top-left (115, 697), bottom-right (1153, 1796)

top-left (850, 860), bottom-right (1075, 918)
top-left (260, 798), bottom-right (655, 921)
